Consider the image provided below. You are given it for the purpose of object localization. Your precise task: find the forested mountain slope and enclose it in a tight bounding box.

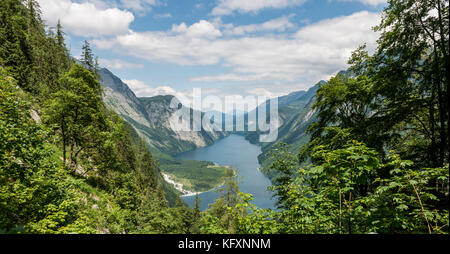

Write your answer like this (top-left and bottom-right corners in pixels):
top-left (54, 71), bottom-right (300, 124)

top-left (100, 67), bottom-right (231, 194)
top-left (0, 0), bottom-right (194, 233)
top-left (242, 82), bottom-right (321, 179)
top-left (1, 0), bottom-right (448, 235)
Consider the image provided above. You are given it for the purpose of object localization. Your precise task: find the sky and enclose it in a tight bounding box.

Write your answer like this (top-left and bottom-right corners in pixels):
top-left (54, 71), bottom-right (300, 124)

top-left (37, 0), bottom-right (387, 111)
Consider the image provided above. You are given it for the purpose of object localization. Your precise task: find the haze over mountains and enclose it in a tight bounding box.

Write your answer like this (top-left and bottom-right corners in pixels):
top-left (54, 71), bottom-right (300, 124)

top-left (99, 66), bottom-right (323, 180)
top-left (242, 81), bottom-right (321, 179)
top-left (100, 68), bottom-right (228, 155)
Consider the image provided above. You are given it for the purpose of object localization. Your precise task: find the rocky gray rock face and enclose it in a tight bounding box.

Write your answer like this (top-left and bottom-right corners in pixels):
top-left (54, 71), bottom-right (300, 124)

top-left (99, 68), bottom-right (228, 155)
top-left (243, 82), bottom-right (321, 179)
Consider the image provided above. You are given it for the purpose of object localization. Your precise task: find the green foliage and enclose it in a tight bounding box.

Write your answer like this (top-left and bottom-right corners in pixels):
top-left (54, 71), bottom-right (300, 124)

top-left (350, 0), bottom-right (449, 168)
top-left (0, 69), bottom-right (89, 233)
top-left (366, 158), bottom-right (449, 233)
top-left (0, 64), bottom-right (193, 233)
top-left (199, 171), bottom-right (280, 234)
top-left (302, 73), bottom-right (392, 163)
top-left (267, 143), bottom-right (298, 209)
top-left (262, 0), bottom-right (449, 235)
top-left (0, 0), bottom-right (71, 98)
top-left (160, 159), bottom-right (233, 192)
top-left (1, 0), bottom-right (448, 235)
top-left (268, 140), bottom-right (449, 234)
top-left (229, 193), bottom-right (279, 234)
top-left (199, 192), bottom-right (280, 234)
top-left (43, 63), bottom-right (104, 168)
top-left (80, 40), bottom-right (99, 77)
top-left (199, 173), bottom-right (240, 233)
top-left (0, 0), bottom-right (199, 234)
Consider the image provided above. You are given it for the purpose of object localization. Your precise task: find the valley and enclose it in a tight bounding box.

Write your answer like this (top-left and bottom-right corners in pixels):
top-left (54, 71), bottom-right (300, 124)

top-left (178, 135), bottom-right (275, 211)
top-left (2, 0), bottom-right (447, 235)
top-left (99, 68), bottom-right (234, 197)
top-left (99, 66), bottom-right (322, 206)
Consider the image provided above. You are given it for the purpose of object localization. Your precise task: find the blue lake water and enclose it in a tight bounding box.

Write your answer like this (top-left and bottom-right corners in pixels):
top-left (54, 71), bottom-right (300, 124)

top-left (176, 134), bottom-right (276, 211)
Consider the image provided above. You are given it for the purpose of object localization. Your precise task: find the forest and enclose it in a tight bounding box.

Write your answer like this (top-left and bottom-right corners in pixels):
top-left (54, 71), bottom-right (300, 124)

top-left (0, 0), bottom-right (448, 234)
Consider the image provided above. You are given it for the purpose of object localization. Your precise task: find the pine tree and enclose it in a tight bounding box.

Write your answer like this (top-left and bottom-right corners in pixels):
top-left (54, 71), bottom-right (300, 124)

top-left (0, 0), bottom-right (33, 92)
top-left (81, 40), bottom-right (94, 72)
top-left (56, 20), bottom-right (64, 48)
top-left (193, 194), bottom-right (201, 220)
top-left (156, 183), bottom-right (168, 208)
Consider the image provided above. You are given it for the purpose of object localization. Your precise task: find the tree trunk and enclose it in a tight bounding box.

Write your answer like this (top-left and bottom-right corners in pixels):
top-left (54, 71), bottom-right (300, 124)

top-left (433, 42), bottom-right (447, 166)
top-left (436, 0), bottom-right (450, 162)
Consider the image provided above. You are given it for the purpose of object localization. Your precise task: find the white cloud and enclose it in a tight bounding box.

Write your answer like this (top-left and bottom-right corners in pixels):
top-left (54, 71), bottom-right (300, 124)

top-left (335, 0), bottom-right (387, 6)
top-left (123, 79), bottom-right (192, 104)
top-left (94, 20), bottom-right (223, 65)
top-left (124, 79), bottom-right (175, 96)
top-left (294, 11), bottom-right (379, 48)
top-left (212, 0), bottom-right (307, 16)
top-left (190, 73), bottom-right (294, 83)
top-left (38, 0), bottom-right (134, 37)
top-left (124, 79), bottom-right (317, 112)
top-left (119, 0), bottom-right (159, 14)
top-left (94, 11), bottom-right (380, 86)
top-left (100, 59), bottom-right (144, 69)
top-left (171, 20), bottom-right (223, 39)
top-left (190, 74), bottom-right (264, 83)
top-left (223, 15), bottom-right (295, 36)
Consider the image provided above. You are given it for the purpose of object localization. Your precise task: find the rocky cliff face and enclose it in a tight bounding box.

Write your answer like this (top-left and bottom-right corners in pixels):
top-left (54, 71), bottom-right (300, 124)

top-left (99, 68), bottom-right (228, 155)
top-left (243, 82), bottom-right (320, 146)
top-left (242, 82), bottom-right (322, 180)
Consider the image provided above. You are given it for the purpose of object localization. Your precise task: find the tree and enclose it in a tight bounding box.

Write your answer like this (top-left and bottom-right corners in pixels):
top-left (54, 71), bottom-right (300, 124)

top-left (53, 20), bottom-right (71, 76)
top-left (0, 0), bottom-right (72, 98)
top-left (201, 170), bottom-right (241, 233)
top-left (43, 64), bottom-right (105, 168)
top-left (0, 0), bottom-right (33, 92)
top-left (193, 194), bottom-right (201, 220)
top-left (350, 0), bottom-right (449, 167)
top-left (269, 139), bottom-right (449, 234)
top-left (1, 0), bottom-right (195, 235)
top-left (228, 193), bottom-right (279, 234)
top-left (0, 69), bottom-right (83, 233)
top-left (56, 20), bottom-right (64, 48)
top-left (366, 156), bottom-right (448, 233)
top-left (267, 143), bottom-right (298, 209)
top-left (81, 40), bottom-right (96, 74)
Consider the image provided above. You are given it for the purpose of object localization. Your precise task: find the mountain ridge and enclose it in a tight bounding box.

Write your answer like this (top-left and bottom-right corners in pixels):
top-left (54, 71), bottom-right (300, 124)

top-left (99, 68), bottom-right (228, 155)
top-left (100, 66), bottom-right (324, 181)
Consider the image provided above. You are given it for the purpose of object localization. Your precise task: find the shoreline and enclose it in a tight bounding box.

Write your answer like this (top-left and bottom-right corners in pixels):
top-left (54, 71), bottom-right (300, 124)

top-left (162, 166), bottom-right (238, 197)
top-left (161, 173), bottom-right (204, 197)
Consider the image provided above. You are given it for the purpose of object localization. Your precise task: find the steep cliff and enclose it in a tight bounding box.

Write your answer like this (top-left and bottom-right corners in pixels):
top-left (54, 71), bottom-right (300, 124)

top-left (100, 68), bottom-right (227, 155)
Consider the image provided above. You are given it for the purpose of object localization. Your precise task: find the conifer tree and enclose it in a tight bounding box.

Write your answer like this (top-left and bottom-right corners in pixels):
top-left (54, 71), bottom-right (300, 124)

top-left (193, 194), bottom-right (201, 220)
top-left (81, 40), bottom-right (95, 72)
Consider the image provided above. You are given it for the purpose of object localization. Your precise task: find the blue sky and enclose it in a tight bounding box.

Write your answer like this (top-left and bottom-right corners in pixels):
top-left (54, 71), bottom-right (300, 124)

top-left (37, 0), bottom-right (386, 108)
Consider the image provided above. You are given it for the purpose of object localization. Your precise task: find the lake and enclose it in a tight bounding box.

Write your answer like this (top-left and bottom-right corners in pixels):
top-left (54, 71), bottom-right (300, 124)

top-left (176, 134), bottom-right (276, 211)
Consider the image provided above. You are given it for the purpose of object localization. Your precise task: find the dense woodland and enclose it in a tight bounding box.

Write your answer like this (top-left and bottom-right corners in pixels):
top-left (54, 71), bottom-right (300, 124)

top-left (0, 0), bottom-right (448, 234)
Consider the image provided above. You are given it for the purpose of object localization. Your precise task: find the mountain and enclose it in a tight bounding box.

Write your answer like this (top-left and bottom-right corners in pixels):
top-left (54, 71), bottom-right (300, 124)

top-left (100, 65), bottom-right (322, 181)
top-left (99, 68), bottom-right (228, 155)
top-left (243, 82), bottom-right (323, 180)
top-left (278, 90), bottom-right (307, 107)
